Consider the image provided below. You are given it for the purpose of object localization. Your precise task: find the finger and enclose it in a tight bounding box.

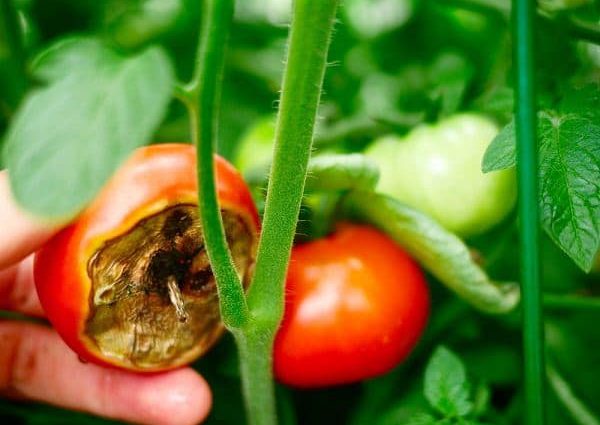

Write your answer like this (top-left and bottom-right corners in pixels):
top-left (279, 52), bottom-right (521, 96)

top-left (0, 256), bottom-right (44, 316)
top-left (0, 170), bottom-right (60, 269)
top-left (0, 322), bottom-right (212, 425)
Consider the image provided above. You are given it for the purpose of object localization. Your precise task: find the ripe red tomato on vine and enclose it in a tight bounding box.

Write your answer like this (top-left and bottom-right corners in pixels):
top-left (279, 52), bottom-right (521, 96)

top-left (34, 144), bottom-right (260, 372)
top-left (274, 224), bottom-right (429, 387)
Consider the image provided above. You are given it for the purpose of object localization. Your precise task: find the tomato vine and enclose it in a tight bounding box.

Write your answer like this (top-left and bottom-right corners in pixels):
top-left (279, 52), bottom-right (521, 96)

top-left (178, 1), bottom-right (340, 423)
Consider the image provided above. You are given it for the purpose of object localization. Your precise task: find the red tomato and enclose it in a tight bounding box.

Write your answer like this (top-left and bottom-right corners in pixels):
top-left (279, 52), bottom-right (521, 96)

top-left (274, 224), bottom-right (429, 387)
top-left (34, 144), bottom-right (259, 372)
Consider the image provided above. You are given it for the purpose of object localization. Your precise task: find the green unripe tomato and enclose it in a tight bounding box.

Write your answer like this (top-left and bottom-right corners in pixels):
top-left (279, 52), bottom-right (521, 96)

top-left (234, 116), bottom-right (276, 181)
top-left (365, 113), bottom-right (517, 237)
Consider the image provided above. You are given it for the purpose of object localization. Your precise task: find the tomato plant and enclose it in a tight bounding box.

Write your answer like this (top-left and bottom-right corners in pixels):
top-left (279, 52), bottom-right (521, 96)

top-left (274, 224), bottom-right (429, 387)
top-left (34, 144), bottom-right (260, 371)
top-left (365, 113), bottom-right (517, 237)
top-left (1, 0), bottom-right (599, 424)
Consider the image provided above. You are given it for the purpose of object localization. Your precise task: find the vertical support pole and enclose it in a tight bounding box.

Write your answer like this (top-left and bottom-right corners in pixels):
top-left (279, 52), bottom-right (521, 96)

top-left (513, 0), bottom-right (545, 422)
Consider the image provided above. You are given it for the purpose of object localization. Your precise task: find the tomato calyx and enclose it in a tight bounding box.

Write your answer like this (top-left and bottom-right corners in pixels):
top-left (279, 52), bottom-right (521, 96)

top-left (85, 204), bottom-right (254, 370)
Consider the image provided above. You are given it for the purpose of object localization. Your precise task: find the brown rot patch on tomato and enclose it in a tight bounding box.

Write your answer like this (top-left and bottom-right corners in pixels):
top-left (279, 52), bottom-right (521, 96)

top-left (85, 204), bottom-right (254, 370)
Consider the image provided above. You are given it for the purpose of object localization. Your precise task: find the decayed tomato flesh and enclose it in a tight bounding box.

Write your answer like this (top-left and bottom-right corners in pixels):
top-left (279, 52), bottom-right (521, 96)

top-left (85, 205), bottom-right (253, 370)
top-left (34, 144), bottom-right (260, 372)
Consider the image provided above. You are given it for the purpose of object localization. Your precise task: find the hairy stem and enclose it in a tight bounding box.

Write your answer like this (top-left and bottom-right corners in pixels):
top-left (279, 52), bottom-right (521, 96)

top-left (186, 0), bottom-right (249, 330)
top-left (234, 328), bottom-right (278, 425)
top-left (246, 0), bottom-right (340, 324)
top-left (185, 1), bottom-right (340, 423)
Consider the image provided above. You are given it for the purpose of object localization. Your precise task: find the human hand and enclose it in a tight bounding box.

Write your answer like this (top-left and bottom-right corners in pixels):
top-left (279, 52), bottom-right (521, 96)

top-left (0, 170), bottom-right (212, 425)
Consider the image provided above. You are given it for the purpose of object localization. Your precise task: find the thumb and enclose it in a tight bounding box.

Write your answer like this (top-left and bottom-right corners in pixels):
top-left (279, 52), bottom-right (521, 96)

top-left (0, 170), bottom-right (63, 269)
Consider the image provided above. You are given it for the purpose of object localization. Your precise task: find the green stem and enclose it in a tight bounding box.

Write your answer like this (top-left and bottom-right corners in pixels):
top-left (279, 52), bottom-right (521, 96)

top-left (513, 0), bottom-right (545, 422)
top-left (184, 1), bottom-right (340, 424)
top-left (237, 3), bottom-right (339, 423)
top-left (187, 0), bottom-right (249, 330)
top-left (565, 15), bottom-right (600, 45)
top-left (246, 0), bottom-right (340, 323)
top-left (547, 362), bottom-right (600, 425)
top-left (234, 328), bottom-right (278, 425)
top-left (0, 0), bottom-right (27, 114)
top-left (543, 294), bottom-right (600, 310)
top-left (435, 0), bottom-right (511, 17)
top-left (436, 0), bottom-right (600, 45)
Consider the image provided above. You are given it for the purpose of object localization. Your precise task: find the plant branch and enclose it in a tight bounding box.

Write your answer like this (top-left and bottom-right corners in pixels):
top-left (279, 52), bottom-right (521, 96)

top-left (435, 0), bottom-right (600, 45)
top-left (246, 0), bottom-right (340, 324)
top-left (233, 328), bottom-right (278, 425)
top-left (543, 294), bottom-right (600, 310)
top-left (547, 362), bottom-right (600, 425)
top-left (235, 2), bottom-right (340, 423)
top-left (185, 1), bottom-right (340, 423)
top-left (186, 0), bottom-right (249, 330)
top-left (565, 15), bottom-right (600, 45)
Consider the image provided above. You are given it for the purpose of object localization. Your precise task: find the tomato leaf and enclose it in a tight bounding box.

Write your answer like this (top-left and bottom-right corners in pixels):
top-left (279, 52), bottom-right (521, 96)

top-left (4, 37), bottom-right (174, 220)
top-left (424, 346), bottom-right (473, 418)
top-left (405, 413), bottom-right (438, 425)
top-left (428, 52), bottom-right (473, 118)
top-left (481, 85), bottom-right (600, 271)
top-left (343, 191), bottom-right (520, 314)
top-left (31, 37), bottom-right (112, 82)
top-left (537, 112), bottom-right (600, 272)
top-left (481, 119), bottom-right (515, 173)
top-left (305, 153), bottom-right (380, 192)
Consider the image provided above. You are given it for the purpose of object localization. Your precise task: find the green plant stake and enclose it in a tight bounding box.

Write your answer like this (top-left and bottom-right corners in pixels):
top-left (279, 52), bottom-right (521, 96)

top-left (513, 0), bottom-right (545, 422)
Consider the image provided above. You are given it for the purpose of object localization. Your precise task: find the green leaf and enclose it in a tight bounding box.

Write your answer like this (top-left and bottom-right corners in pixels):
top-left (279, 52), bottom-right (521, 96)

top-left (342, 191), bottom-right (520, 314)
top-left (4, 37), bottom-right (174, 219)
top-left (31, 37), bottom-right (111, 83)
top-left (481, 120), bottom-right (515, 173)
top-left (481, 85), bottom-right (600, 271)
top-left (538, 111), bottom-right (600, 271)
top-left (428, 53), bottom-right (473, 118)
top-left (424, 346), bottom-right (473, 418)
top-left (405, 413), bottom-right (439, 425)
top-left (475, 86), bottom-right (514, 120)
top-left (101, 0), bottom-right (183, 49)
top-left (305, 153), bottom-right (380, 192)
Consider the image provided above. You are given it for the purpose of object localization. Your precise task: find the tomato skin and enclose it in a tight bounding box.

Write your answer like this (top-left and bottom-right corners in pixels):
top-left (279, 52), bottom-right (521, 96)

top-left (365, 113), bottom-right (517, 237)
top-left (34, 144), bottom-right (259, 371)
top-left (273, 224), bottom-right (429, 387)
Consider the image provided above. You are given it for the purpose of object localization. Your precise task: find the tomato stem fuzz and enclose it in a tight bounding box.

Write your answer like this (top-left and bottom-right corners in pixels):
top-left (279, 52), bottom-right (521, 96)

top-left (186, 0), bottom-right (250, 330)
top-left (182, 0), bottom-right (340, 423)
